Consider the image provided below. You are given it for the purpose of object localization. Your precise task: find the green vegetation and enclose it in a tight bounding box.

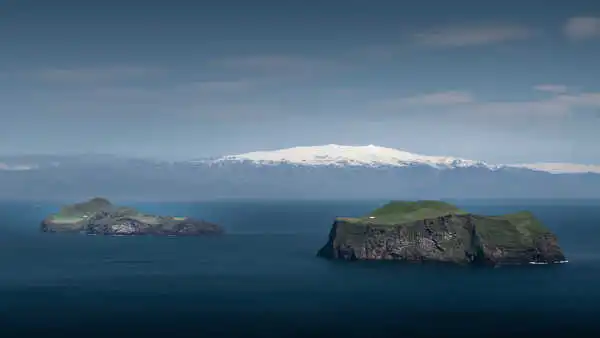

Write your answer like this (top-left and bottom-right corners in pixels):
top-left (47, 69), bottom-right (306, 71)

top-left (58, 197), bottom-right (113, 217)
top-left (47, 198), bottom-right (190, 227)
top-left (475, 211), bottom-right (551, 247)
top-left (490, 211), bottom-right (549, 236)
top-left (469, 215), bottom-right (526, 249)
top-left (335, 201), bottom-right (552, 243)
top-left (338, 200), bottom-right (468, 225)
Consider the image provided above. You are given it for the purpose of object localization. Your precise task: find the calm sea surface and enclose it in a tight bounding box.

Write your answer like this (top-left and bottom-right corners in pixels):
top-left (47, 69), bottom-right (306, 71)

top-left (1, 200), bottom-right (599, 337)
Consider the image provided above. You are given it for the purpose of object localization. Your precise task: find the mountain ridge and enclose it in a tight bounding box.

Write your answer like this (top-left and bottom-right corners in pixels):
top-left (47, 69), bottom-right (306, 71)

top-left (1, 144), bottom-right (600, 200)
top-left (2, 144), bottom-right (600, 174)
top-left (196, 144), bottom-right (600, 174)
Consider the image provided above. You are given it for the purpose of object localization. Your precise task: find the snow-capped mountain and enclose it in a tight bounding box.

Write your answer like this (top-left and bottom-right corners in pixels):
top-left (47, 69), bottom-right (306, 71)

top-left (208, 144), bottom-right (498, 169)
top-left (1, 146), bottom-right (600, 200)
top-left (206, 144), bottom-right (600, 174)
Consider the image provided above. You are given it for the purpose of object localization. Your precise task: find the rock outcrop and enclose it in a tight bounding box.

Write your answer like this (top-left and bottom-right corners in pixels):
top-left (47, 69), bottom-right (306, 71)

top-left (317, 200), bottom-right (565, 266)
top-left (41, 197), bottom-right (224, 236)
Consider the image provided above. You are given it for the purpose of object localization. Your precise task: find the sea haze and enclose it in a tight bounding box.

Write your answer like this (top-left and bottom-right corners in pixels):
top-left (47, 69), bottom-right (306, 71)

top-left (1, 200), bottom-right (599, 337)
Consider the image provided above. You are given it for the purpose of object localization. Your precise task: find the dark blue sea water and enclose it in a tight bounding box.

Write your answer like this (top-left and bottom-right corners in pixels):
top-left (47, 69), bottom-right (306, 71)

top-left (1, 200), bottom-right (600, 337)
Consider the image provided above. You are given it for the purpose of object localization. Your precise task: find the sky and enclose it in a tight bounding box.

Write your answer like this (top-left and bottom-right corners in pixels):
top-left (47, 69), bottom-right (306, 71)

top-left (1, 0), bottom-right (600, 164)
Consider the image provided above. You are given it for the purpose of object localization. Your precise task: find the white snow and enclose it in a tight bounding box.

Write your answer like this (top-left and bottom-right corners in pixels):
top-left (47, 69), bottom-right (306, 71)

top-left (507, 163), bottom-right (600, 174)
top-left (210, 144), bottom-right (498, 170)
top-left (0, 163), bottom-right (37, 171)
top-left (204, 144), bottom-right (600, 174)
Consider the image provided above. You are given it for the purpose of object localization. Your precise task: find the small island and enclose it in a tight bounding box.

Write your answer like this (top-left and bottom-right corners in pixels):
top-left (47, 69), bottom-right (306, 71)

top-left (41, 197), bottom-right (224, 236)
top-left (317, 200), bottom-right (566, 266)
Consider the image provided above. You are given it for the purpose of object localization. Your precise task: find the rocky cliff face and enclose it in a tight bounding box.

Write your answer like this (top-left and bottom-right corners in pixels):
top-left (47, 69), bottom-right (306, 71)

top-left (317, 213), bottom-right (566, 266)
top-left (41, 198), bottom-right (224, 236)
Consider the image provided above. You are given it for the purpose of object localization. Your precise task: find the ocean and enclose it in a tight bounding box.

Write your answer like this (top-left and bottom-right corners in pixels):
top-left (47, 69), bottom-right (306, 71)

top-left (1, 199), bottom-right (599, 337)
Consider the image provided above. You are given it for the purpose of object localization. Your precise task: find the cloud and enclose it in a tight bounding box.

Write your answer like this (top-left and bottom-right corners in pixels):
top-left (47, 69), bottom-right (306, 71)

top-left (375, 91), bottom-right (474, 108)
top-left (322, 88), bottom-right (367, 97)
top-left (174, 79), bottom-right (262, 93)
top-left (461, 100), bottom-right (571, 118)
top-left (413, 23), bottom-right (535, 47)
top-left (209, 55), bottom-right (345, 78)
top-left (564, 17), bottom-right (600, 40)
top-left (88, 87), bottom-right (159, 100)
top-left (555, 92), bottom-right (600, 107)
top-left (533, 84), bottom-right (568, 94)
top-left (54, 78), bottom-right (265, 105)
top-left (175, 102), bottom-right (285, 122)
top-left (19, 75), bottom-right (278, 123)
top-left (346, 44), bottom-right (401, 62)
top-left (371, 88), bottom-right (600, 119)
top-left (33, 66), bottom-right (163, 84)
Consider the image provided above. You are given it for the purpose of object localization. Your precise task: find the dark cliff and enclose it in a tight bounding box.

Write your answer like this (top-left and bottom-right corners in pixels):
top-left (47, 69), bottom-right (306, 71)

top-left (317, 201), bottom-right (565, 266)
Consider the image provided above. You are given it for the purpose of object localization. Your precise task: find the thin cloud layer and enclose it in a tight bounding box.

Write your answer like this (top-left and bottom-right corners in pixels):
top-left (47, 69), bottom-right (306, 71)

top-left (209, 55), bottom-right (345, 77)
top-left (34, 66), bottom-right (164, 84)
top-left (564, 17), bottom-right (600, 40)
top-left (413, 23), bottom-right (535, 47)
top-left (373, 86), bottom-right (600, 119)
top-left (175, 79), bottom-right (261, 93)
top-left (534, 84), bottom-right (568, 94)
top-left (377, 91), bottom-right (475, 108)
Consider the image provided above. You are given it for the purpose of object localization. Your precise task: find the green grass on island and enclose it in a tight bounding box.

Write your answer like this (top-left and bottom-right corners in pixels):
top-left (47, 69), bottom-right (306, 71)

top-left (335, 200), bottom-right (552, 238)
top-left (486, 211), bottom-right (549, 238)
top-left (58, 197), bottom-right (113, 217)
top-left (337, 200), bottom-right (469, 225)
top-left (48, 197), bottom-right (190, 225)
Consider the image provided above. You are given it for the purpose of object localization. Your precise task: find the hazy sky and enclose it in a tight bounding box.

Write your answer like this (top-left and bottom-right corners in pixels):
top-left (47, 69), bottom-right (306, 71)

top-left (2, 0), bottom-right (600, 163)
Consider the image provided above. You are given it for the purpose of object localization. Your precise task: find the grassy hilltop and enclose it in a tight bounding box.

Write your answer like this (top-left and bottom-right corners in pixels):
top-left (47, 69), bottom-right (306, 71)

top-left (337, 200), bottom-right (548, 236)
top-left (338, 200), bottom-right (468, 225)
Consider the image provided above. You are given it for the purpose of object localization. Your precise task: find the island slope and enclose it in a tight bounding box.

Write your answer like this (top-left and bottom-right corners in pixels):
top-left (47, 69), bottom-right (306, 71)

top-left (317, 200), bottom-right (565, 266)
top-left (41, 197), bottom-right (224, 236)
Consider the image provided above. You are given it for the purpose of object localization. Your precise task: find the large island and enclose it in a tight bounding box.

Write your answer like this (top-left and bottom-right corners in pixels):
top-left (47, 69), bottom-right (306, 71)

top-left (317, 200), bottom-right (566, 266)
top-left (41, 197), bottom-right (224, 236)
